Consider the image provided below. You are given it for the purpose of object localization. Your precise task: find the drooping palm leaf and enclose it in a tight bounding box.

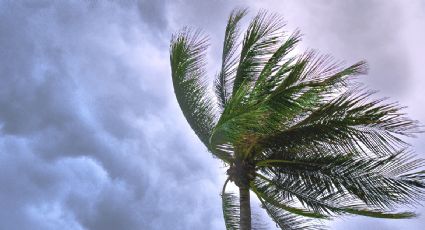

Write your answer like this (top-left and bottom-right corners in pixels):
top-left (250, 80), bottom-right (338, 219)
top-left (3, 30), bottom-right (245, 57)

top-left (258, 196), bottom-right (325, 230)
top-left (170, 28), bottom-right (218, 150)
top-left (222, 178), bottom-right (241, 230)
top-left (256, 150), bottom-right (425, 218)
top-left (251, 179), bottom-right (329, 219)
top-left (222, 192), bottom-right (241, 230)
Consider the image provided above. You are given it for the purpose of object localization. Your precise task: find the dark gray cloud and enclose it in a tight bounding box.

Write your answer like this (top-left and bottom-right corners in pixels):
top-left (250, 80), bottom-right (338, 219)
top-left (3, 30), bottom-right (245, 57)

top-left (0, 1), bottom-right (223, 230)
top-left (137, 0), bottom-right (168, 33)
top-left (0, 0), bottom-right (424, 230)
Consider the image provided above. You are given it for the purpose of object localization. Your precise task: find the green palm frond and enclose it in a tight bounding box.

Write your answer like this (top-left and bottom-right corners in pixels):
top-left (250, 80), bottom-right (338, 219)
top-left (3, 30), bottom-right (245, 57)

top-left (211, 52), bottom-right (371, 151)
top-left (170, 28), bottom-right (217, 149)
top-left (233, 10), bottom-right (285, 96)
top-left (216, 8), bottom-right (248, 109)
top-left (256, 150), bottom-right (425, 218)
top-left (257, 59), bottom-right (367, 129)
top-left (251, 180), bottom-right (329, 219)
top-left (222, 178), bottom-right (240, 230)
top-left (258, 196), bottom-right (325, 230)
top-left (256, 56), bottom-right (367, 135)
top-left (260, 88), bottom-right (420, 157)
top-left (222, 192), bottom-right (241, 230)
top-left (252, 30), bottom-right (301, 99)
top-left (255, 171), bottom-right (417, 219)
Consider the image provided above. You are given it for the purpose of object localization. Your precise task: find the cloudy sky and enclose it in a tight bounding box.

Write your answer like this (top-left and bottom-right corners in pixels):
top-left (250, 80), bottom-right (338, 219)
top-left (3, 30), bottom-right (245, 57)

top-left (1, 0), bottom-right (424, 229)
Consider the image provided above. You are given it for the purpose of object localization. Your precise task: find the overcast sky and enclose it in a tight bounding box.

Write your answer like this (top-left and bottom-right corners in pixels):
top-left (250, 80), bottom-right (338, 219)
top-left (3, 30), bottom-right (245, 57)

top-left (0, 0), bottom-right (424, 229)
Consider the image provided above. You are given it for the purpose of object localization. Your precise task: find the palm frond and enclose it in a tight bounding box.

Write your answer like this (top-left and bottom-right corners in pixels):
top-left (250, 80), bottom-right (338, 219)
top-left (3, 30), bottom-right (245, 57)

top-left (256, 150), bottom-right (425, 217)
top-left (256, 171), bottom-right (418, 219)
top-left (222, 192), bottom-right (241, 230)
top-left (170, 28), bottom-right (219, 151)
top-left (211, 52), bottom-right (371, 152)
top-left (260, 59), bottom-right (367, 130)
top-left (251, 180), bottom-right (329, 219)
top-left (221, 178), bottom-right (240, 230)
top-left (258, 196), bottom-right (325, 230)
top-left (216, 8), bottom-right (248, 109)
top-left (232, 10), bottom-right (285, 96)
top-left (252, 30), bottom-right (302, 100)
top-left (260, 88), bottom-right (420, 157)
top-left (257, 56), bottom-right (366, 134)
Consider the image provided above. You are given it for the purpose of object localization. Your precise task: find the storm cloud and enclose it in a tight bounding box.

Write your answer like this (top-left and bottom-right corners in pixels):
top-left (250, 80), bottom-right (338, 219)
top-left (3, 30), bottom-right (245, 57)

top-left (0, 1), bottom-right (424, 229)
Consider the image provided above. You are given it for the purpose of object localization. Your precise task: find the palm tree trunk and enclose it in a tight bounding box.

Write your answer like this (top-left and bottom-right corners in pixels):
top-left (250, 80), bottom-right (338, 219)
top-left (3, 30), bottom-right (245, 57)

top-left (239, 186), bottom-right (251, 230)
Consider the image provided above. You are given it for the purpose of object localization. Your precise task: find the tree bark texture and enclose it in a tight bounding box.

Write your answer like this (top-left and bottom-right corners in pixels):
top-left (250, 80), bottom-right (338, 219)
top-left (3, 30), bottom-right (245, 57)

top-left (239, 187), bottom-right (251, 230)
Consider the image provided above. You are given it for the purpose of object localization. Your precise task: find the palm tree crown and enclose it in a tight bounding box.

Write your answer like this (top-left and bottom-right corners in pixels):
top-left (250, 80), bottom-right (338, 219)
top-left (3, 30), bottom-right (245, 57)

top-left (170, 8), bottom-right (425, 230)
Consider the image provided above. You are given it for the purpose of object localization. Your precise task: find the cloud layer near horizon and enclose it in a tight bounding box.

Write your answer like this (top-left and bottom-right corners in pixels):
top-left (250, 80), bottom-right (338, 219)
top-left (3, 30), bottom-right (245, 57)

top-left (0, 1), bottom-right (424, 229)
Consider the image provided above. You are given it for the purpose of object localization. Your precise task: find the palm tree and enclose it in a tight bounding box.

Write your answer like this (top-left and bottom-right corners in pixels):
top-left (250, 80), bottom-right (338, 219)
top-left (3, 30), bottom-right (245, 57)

top-left (169, 8), bottom-right (425, 230)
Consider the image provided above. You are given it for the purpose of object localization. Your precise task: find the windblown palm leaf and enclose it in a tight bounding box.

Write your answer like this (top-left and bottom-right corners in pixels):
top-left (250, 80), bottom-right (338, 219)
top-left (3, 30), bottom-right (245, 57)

top-left (216, 8), bottom-right (248, 109)
top-left (170, 28), bottom-right (215, 147)
top-left (170, 8), bottom-right (425, 230)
